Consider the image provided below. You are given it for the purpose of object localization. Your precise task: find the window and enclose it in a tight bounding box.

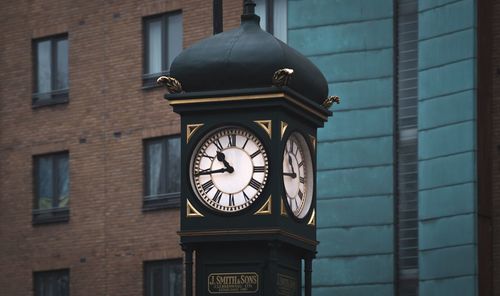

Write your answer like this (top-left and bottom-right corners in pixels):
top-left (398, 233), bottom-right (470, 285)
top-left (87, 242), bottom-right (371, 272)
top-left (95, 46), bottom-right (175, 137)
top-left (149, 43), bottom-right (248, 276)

top-left (33, 152), bottom-right (70, 224)
top-left (33, 34), bottom-right (69, 107)
top-left (145, 260), bottom-right (183, 296)
top-left (143, 12), bottom-right (183, 87)
top-left (254, 0), bottom-right (287, 42)
top-left (144, 136), bottom-right (181, 210)
top-left (395, 0), bottom-right (418, 295)
top-left (34, 269), bottom-right (69, 296)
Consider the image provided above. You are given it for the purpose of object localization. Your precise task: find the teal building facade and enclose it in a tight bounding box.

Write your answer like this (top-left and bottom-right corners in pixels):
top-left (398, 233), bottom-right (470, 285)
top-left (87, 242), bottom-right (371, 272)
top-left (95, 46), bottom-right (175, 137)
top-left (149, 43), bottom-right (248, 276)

top-left (285, 0), bottom-right (480, 295)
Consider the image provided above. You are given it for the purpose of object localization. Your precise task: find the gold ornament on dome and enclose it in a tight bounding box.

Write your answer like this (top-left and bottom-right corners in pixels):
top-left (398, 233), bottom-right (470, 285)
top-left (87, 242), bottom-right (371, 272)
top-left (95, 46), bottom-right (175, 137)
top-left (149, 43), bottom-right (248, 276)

top-left (157, 76), bottom-right (183, 94)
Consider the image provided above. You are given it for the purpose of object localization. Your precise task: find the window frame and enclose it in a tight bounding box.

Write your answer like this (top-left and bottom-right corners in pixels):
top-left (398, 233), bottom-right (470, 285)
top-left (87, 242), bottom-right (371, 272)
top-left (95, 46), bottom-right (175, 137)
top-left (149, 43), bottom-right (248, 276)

top-left (255, 0), bottom-right (287, 43)
top-left (142, 11), bottom-right (183, 88)
top-left (32, 33), bottom-right (69, 107)
top-left (32, 151), bottom-right (70, 225)
top-left (143, 135), bottom-right (181, 211)
top-left (144, 259), bottom-right (183, 296)
top-left (34, 269), bottom-right (70, 296)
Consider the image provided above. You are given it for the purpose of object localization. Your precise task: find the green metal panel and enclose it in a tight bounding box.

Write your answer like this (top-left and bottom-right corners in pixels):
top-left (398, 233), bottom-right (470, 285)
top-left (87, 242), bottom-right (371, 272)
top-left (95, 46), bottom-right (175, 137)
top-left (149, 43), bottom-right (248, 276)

top-left (317, 196), bottom-right (394, 228)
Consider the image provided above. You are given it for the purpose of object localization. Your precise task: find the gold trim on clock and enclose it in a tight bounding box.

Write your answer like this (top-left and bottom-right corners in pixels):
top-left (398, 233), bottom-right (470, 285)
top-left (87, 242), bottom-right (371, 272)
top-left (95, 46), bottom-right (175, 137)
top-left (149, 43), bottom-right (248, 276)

top-left (281, 121), bottom-right (288, 140)
top-left (254, 120), bottom-right (272, 138)
top-left (309, 134), bottom-right (316, 152)
top-left (186, 200), bottom-right (204, 218)
top-left (167, 93), bottom-right (329, 121)
top-left (280, 198), bottom-right (288, 216)
top-left (307, 209), bottom-right (316, 226)
top-left (254, 195), bottom-right (272, 215)
top-left (186, 123), bottom-right (204, 143)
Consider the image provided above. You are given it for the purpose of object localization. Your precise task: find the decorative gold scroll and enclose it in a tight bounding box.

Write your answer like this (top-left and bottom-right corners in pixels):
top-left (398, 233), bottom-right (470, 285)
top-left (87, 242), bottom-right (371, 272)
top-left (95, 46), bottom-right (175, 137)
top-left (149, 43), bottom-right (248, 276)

top-left (307, 209), bottom-right (316, 226)
top-left (186, 199), bottom-right (204, 218)
top-left (186, 123), bottom-right (203, 143)
top-left (254, 195), bottom-right (272, 215)
top-left (254, 120), bottom-right (272, 138)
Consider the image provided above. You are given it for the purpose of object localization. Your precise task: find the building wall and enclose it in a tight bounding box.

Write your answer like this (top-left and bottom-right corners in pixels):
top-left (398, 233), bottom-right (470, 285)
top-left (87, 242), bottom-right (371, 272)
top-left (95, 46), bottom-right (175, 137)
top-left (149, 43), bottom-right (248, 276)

top-left (417, 0), bottom-right (477, 295)
top-left (492, 0), bottom-right (500, 294)
top-left (288, 0), bottom-right (396, 295)
top-left (0, 1), bottom-right (241, 295)
top-left (288, 0), bottom-right (481, 295)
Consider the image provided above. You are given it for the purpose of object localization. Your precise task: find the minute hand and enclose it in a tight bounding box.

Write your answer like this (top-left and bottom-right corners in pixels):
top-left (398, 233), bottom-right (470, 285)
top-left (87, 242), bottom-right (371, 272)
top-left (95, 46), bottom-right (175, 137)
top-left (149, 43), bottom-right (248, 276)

top-left (194, 168), bottom-right (228, 176)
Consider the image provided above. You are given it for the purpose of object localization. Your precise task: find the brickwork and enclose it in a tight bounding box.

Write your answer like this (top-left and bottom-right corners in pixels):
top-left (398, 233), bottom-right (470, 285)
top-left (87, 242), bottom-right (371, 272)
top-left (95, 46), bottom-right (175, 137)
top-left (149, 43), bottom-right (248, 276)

top-left (0, 1), bottom-right (241, 295)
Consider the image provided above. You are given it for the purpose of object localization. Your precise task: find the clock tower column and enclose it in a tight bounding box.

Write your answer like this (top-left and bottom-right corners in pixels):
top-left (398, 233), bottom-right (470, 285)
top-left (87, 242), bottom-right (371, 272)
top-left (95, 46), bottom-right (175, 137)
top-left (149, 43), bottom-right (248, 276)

top-left (158, 1), bottom-right (336, 295)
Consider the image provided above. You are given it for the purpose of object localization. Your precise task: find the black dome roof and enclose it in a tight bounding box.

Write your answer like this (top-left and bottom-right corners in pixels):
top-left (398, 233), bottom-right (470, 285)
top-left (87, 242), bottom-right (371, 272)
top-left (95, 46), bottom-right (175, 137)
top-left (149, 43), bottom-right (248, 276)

top-left (169, 12), bottom-right (329, 104)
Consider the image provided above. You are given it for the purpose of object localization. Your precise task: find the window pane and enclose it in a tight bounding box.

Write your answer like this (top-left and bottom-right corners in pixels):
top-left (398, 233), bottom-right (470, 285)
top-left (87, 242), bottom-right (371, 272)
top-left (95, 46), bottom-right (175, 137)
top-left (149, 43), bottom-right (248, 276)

top-left (273, 0), bottom-right (287, 42)
top-left (170, 262), bottom-right (183, 295)
top-left (148, 19), bottom-right (162, 74)
top-left (145, 261), bottom-right (182, 296)
top-left (56, 39), bottom-right (69, 90)
top-left (35, 270), bottom-right (69, 296)
top-left (37, 156), bottom-right (54, 209)
top-left (57, 155), bottom-right (69, 208)
top-left (37, 40), bottom-right (52, 94)
top-left (147, 141), bottom-right (163, 196)
top-left (167, 13), bottom-right (183, 69)
top-left (254, 0), bottom-right (267, 30)
top-left (166, 137), bottom-right (180, 193)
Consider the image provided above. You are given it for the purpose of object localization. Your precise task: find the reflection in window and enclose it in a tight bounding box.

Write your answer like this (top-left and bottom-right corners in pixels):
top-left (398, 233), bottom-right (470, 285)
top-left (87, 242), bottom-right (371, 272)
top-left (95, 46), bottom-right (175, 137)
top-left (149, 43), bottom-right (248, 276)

top-left (34, 269), bottom-right (69, 296)
top-left (254, 0), bottom-right (287, 42)
top-left (143, 12), bottom-right (183, 86)
top-left (145, 260), bottom-right (183, 296)
top-left (144, 136), bottom-right (181, 209)
top-left (33, 35), bottom-right (69, 105)
top-left (35, 152), bottom-right (70, 211)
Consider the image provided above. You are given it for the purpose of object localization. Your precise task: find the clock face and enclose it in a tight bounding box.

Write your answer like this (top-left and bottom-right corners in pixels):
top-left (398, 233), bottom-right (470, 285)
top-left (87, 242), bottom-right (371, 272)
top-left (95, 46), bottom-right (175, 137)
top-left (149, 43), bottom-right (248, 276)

top-left (190, 126), bottom-right (269, 213)
top-left (282, 132), bottom-right (314, 219)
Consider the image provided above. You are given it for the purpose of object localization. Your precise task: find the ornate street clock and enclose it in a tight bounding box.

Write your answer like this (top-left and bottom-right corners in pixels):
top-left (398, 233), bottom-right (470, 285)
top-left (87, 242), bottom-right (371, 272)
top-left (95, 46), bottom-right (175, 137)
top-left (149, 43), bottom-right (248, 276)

top-left (190, 126), bottom-right (269, 213)
top-left (159, 1), bottom-right (335, 295)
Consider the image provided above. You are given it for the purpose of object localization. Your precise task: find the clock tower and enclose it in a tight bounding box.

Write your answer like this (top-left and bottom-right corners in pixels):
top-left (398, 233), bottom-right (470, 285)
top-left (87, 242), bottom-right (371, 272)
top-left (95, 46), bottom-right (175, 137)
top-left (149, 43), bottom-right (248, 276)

top-left (159, 1), bottom-right (335, 295)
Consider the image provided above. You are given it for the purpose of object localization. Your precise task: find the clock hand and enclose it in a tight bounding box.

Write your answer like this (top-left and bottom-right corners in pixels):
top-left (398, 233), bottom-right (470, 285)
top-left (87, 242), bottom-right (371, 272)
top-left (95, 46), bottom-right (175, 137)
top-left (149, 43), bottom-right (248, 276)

top-left (194, 168), bottom-right (229, 176)
top-left (283, 172), bottom-right (297, 178)
top-left (288, 154), bottom-right (296, 174)
top-left (216, 151), bottom-right (234, 173)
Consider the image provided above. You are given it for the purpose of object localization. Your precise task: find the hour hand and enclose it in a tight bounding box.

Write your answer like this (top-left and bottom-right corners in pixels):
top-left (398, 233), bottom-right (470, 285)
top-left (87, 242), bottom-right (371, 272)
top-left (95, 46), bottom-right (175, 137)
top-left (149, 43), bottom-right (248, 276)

top-left (283, 172), bottom-right (297, 178)
top-left (216, 151), bottom-right (234, 173)
top-left (194, 168), bottom-right (228, 176)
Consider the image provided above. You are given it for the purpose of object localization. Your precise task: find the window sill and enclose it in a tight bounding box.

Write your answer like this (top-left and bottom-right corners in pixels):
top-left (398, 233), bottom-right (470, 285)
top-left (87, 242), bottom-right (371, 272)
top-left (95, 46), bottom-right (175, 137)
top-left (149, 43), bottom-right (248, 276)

top-left (32, 90), bottom-right (69, 108)
top-left (32, 207), bottom-right (70, 225)
top-left (143, 195), bottom-right (180, 211)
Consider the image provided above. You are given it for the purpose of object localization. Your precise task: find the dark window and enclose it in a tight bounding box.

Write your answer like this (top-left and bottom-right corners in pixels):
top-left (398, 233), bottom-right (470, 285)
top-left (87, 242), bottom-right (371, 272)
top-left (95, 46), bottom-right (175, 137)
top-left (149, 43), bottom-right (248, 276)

top-left (33, 34), bottom-right (69, 107)
top-left (33, 152), bottom-right (70, 224)
top-left (254, 0), bottom-right (287, 42)
top-left (395, 0), bottom-right (418, 295)
top-left (144, 136), bottom-right (181, 210)
top-left (34, 269), bottom-right (69, 296)
top-left (143, 12), bottom-right (183, 87)
top-left (144, 260), bottom-right (183, 296)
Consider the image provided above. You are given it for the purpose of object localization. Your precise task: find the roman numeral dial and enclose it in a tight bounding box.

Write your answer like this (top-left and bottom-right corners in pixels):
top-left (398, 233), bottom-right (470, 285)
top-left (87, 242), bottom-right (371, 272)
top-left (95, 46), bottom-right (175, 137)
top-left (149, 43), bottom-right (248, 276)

top-left (282, 132), bottom-right (314, 219)
top-left (191, 126), bottom-right (269, 213)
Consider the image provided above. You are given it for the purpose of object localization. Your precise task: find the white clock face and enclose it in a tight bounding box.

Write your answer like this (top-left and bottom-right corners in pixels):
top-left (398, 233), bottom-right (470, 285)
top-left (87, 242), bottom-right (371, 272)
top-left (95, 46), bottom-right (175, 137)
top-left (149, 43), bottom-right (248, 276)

top-left (283, 132), bottom-right (314, 218)
top-left (190, 127), bottom-right (269, 213)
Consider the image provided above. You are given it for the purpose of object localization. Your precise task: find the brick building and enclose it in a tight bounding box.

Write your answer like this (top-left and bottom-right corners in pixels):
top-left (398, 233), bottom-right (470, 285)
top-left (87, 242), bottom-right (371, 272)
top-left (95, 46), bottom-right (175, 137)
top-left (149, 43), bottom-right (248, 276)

top-left (1, 0), bottom-right (500, 296)
top-left (0, 1), bottom-right (243, 295)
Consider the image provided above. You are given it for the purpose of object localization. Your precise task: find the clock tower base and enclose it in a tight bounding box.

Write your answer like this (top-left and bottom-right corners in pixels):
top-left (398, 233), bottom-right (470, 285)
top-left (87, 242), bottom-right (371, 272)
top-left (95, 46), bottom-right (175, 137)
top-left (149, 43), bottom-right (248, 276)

top-left (182, 240), bottom-right (315, 296)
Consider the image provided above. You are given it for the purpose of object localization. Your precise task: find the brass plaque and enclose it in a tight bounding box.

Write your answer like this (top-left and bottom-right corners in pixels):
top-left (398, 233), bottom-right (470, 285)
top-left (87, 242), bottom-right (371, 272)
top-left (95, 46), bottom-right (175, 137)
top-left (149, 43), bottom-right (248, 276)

top-left (277, 274), bottom-right (297, 296)
top-left (208, 272), bottom-right (259, 294)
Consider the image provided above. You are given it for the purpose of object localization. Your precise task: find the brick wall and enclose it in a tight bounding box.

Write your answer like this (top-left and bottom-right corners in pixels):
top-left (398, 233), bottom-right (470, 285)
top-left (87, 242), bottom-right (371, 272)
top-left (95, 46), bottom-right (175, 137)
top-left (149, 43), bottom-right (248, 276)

top-left (0, 1), bottom-right (241, 295)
